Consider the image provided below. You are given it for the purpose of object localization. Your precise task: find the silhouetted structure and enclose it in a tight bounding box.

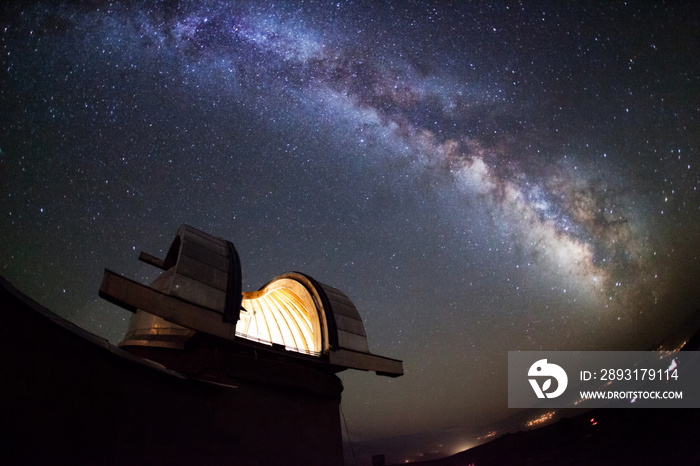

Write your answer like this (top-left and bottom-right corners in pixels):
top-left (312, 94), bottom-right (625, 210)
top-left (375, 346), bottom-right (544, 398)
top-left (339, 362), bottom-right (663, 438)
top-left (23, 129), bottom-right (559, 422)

top-left (0, 225), bottom-right (402, 465)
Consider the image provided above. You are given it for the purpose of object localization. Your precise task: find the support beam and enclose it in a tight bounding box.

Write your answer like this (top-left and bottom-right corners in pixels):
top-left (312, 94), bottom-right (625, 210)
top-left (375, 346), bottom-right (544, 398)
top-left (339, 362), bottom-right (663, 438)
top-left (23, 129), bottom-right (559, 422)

top-left (99, 269), bottom-right (237, 342)
top-left (328, 348), bottom-right (404, 377)
top-left (138, 252), bottom-right (166, 270)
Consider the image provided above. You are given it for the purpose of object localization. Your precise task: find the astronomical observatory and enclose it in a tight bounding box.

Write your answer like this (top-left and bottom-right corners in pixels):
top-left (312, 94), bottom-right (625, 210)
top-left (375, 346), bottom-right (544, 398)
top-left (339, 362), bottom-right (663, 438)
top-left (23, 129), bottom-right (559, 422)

top-left (0, 225), bottom-right (402, 465)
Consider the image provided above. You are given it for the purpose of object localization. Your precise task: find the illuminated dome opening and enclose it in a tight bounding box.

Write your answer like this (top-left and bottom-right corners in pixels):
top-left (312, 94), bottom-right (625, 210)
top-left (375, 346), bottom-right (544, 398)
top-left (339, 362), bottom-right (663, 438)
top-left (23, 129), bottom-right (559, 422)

top-left (238, 277), bottom-right (323, 355)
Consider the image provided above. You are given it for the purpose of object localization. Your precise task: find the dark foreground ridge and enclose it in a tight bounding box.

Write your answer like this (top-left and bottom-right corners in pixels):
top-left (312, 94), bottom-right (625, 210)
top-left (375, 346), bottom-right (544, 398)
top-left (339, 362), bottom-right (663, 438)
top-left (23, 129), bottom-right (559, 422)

top-left (393, 310), bottom-right (700, 466)
top-left (397, 397), bottom-right (700, 465)
top-left (0, 275), bottom-right (343, 465)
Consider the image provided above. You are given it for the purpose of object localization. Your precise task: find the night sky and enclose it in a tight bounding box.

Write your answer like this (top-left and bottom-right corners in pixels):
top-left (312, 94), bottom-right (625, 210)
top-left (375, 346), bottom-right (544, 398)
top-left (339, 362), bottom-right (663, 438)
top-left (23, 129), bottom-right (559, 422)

top-left (1, 1), bottom-right (699, 462)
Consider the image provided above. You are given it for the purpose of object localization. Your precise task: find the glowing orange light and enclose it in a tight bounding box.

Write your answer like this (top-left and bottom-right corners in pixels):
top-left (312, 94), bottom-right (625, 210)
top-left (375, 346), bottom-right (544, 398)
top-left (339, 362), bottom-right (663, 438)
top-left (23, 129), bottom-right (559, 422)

top-left (239, 278), bottom-right (322, 355)
top-left (477, 430), bottom-right (497, 440)
top-left (526, 411), bottom-right (555, 427)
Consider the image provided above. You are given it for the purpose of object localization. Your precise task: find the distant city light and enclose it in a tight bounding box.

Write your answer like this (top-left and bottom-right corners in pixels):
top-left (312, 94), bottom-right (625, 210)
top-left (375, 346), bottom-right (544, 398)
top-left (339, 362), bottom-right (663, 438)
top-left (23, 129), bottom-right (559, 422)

top-left (526, 411), bottom-right (555, 427)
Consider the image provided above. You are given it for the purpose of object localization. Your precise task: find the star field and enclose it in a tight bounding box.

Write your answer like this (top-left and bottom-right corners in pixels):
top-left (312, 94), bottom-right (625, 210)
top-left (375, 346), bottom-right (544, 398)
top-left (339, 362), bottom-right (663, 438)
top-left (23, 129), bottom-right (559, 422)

top-left (1, 1), bottom-right (699, 462)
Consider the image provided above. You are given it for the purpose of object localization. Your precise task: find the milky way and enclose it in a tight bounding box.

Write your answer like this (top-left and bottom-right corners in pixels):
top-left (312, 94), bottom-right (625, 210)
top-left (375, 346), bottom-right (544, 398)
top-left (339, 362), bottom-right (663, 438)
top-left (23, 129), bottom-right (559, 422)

top-left (1, 2), bottom-right (699, 462)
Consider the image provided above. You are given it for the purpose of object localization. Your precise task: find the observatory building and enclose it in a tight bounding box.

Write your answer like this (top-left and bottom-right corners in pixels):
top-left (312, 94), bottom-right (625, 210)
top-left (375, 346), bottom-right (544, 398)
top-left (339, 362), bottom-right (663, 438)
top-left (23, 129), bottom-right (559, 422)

top-left (0, 225), bottom-right (402, 465)
top-left (110, 225), bottom-right (403, 377)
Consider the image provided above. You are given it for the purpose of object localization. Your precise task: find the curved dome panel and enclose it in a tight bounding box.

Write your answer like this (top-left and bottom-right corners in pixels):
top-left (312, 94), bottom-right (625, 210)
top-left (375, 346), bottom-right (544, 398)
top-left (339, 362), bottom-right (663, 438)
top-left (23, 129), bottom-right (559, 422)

top-left (238, 277), bottom-right (322, 355)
